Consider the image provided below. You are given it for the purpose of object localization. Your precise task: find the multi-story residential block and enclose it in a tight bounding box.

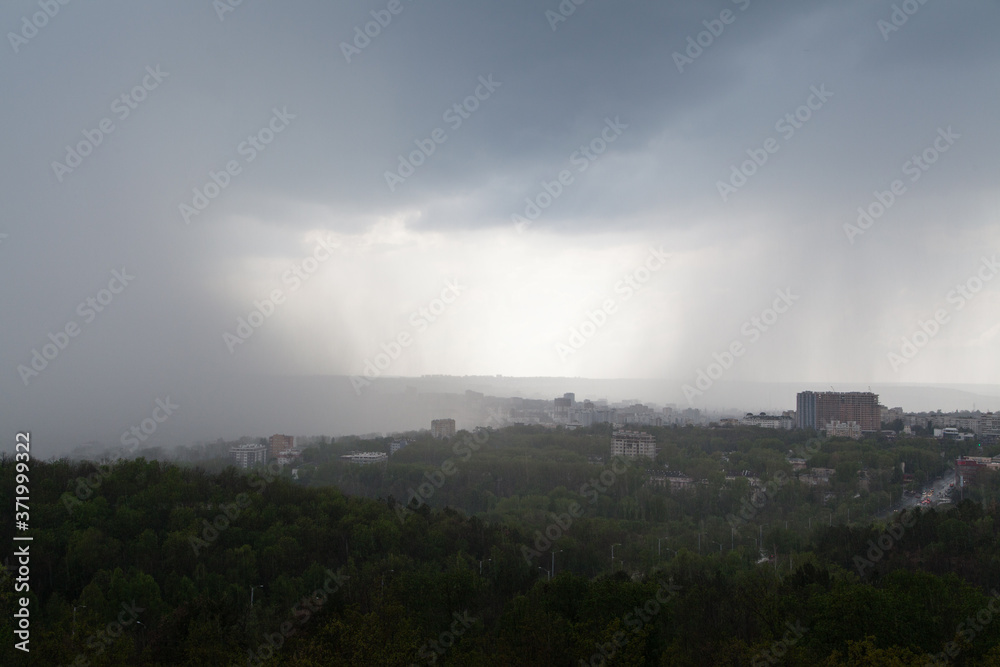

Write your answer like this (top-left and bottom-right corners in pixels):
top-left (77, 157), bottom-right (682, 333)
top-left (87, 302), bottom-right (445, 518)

top-left (741, 412), bottom-right (793, 429)
top-left (981, 413), bottom-right (1000, 438)
top-left (340, 452), bottom-right (388, 465)
top-left (825, 421), bottom-right (862, 439)
top-left (796, 391), bottom-right (879, 433)
top-left (268, 434), bottom-right (294, 460)
top-left (431, 419), bottom-right (456, 438)
top-left (611, 430), bottom-right (657, 460)
top-left (230, 443), bottom-right (267, 469)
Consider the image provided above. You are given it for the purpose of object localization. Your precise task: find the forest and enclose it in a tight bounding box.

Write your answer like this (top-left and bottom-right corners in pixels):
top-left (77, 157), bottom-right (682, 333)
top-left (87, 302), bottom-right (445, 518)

top-left (3, 424), bottom-right (1000, 665)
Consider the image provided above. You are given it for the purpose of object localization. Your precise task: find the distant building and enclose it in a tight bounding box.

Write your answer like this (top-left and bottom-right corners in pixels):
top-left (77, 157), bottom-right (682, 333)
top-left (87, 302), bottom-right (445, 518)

top-left (742, 412), bottom-right (793, 429)
top-left (955, 456), bottom-right (1000, 486)
top-left (613, 404), bottom-right (662, 427)
top-left (796, 391), bottom-right (879, 433)
top-left (650, 472), bottom-right (694, 492)
top-left (799, 467), bottom-right (835, 486)
top-left (981, 413), bottom-right (1000, 438)
top-left (390, 439), bottom-right (409, 455)
top-left (554, 396), bottom-right (572, 419)
top-left (431, 419), bottom-right (456, 438)
top-left (269, 434), bottom-right (294, 459)
top-left (230, 443), bottom-right (267, 469)
top-left (611, 430), bottom-right (657, 460)
top-left (340, 452), bottom-right (388, 465)
top-left (825, 421), bottom-right (862, 439)
top-left (276, 448), bottom-right (303, 466)
top-left (881, 406), bottom-right (904, 424)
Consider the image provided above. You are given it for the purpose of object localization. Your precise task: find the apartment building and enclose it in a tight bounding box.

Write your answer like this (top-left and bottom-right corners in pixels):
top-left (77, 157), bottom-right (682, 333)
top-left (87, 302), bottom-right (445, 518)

top-left (431, 419), bottom-right (456, 438)
top-left (611, 430), bottom-right (657, 460)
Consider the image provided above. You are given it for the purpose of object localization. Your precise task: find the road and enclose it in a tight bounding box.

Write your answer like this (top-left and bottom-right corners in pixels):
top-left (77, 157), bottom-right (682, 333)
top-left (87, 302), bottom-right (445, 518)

top-left (891, 468), bottom-right (956, 515)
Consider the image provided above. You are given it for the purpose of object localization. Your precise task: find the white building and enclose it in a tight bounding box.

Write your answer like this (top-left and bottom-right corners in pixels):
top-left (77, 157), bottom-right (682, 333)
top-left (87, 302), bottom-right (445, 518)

top-left (825, 421), bottom-right (862, 439)
top-left (741, 413), bottom-right (793, 429)
top-left (229, 443), bottom-right (267, 469)
top-left (611, 430), bottom-right (657, 460)
top-left (981, 414), bottom-right (1000, 437)
top-left (340, 452), bottom-right (388, 465)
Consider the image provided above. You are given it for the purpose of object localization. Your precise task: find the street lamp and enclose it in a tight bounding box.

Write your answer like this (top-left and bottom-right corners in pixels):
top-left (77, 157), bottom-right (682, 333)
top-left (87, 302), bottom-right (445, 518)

top-left (250, 585), bottom-right (263, 606)
top-left (479, 558), bottom-right (492, 575)
top-left (380, 569), bottom-right (394, 595)
top-left (611, 543), bottom-right (621, 571)
top-left (539, 566), bottom-right (550, 581)
top-left (72, 604), bottom-right (86, 638)
top-left (657, 537), bottom-right (668, 558)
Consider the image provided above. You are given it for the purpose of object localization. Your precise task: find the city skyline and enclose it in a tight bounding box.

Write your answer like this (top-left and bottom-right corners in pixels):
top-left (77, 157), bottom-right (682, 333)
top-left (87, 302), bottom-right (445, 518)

top-left (3, 2), bottom-right (999, 460)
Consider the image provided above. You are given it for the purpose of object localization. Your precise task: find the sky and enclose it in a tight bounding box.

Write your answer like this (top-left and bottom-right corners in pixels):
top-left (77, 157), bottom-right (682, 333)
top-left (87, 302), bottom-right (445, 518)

top-left (2, 0), bottom-right (999, 454)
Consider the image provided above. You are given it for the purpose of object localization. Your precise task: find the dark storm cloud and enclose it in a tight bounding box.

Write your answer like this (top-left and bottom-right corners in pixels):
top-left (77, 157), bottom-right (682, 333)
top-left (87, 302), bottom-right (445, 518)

top-left (1, 0), bottom-right (997, 452)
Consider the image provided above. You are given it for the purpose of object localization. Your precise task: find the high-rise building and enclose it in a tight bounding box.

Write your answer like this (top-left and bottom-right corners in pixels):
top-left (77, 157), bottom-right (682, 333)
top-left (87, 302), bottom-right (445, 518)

top-left (269, 434), bottom-right (294, 459)
top-left (229, 443), bottom-right (267, 469)
top-left (796, 391), bottom-right (880, 433)
top-left (611, 430), bottom-right (657, 460)
top-left (431, 419), bottom-right (456, 438)
top-left (796, 392), bottom-right (818, 429)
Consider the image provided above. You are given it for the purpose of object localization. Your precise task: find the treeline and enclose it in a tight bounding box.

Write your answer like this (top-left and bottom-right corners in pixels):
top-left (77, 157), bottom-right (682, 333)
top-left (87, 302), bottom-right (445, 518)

top-left (293, 425), bottom-right (969, 574)
top-left (4, 451), bottom-right (1000, 665)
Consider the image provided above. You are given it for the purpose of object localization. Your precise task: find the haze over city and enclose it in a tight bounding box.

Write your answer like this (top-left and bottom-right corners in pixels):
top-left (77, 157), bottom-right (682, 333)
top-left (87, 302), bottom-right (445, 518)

top-left (2, 1), bottom-right (998, 455)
